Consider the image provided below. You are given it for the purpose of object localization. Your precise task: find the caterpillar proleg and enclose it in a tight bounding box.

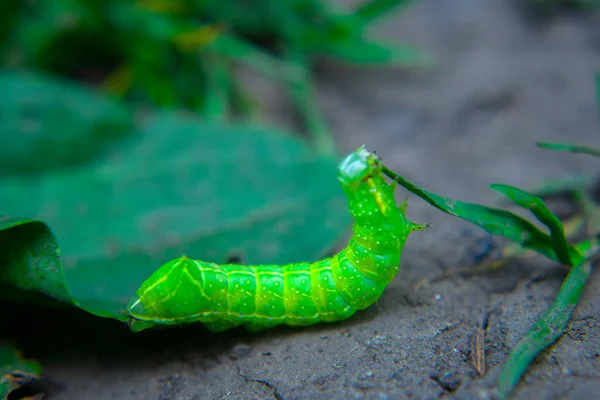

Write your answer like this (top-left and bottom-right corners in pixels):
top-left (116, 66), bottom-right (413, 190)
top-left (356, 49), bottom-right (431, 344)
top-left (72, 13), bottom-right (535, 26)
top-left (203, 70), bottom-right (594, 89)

top-left (127, 147), bottom-right (427, 332)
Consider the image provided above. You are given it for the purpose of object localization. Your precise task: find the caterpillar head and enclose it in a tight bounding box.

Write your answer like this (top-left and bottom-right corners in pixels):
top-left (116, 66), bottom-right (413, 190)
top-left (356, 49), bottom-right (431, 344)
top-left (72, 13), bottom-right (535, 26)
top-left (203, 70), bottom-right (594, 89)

top-left (337, 146), bottom-right (382, 186)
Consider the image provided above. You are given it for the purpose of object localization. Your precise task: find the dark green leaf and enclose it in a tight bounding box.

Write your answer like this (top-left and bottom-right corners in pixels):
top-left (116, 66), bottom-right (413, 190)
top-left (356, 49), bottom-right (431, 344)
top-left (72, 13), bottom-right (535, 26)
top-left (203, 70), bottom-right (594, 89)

top-left (0, 70), bottom-right (134, 177)
top-left (212, 35), bottom-right (304, 82)
top-left (354, 0), bottom-right (417, 23)
top-left (0, 342), bottom-right (42, 400)
top-left (490, 184), bottom-right (576, 266)
top-left (302, 34), bottom-right (428, 66)
top-left (0, 217), bottom-right (70, 303)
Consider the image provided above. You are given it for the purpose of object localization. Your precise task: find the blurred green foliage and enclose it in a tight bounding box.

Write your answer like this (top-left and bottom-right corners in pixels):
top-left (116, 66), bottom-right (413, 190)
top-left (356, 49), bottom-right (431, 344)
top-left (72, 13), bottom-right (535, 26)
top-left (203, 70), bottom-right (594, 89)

top-left (0, 70), bottom-right (134, 176)
top-left (1, 0), bottom-right (425, 127)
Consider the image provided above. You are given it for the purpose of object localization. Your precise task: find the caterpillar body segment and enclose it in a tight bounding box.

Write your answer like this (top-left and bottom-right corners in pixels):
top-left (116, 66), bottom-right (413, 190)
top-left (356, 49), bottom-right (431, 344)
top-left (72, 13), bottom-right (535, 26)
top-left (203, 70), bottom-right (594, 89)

top-left (127, 147), bottom-right (427, 332)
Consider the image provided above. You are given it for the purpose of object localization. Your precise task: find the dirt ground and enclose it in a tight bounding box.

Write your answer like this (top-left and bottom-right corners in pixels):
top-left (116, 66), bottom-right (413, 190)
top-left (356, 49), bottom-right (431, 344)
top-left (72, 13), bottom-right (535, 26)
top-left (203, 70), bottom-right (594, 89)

top-left (10, 1), bottom-right (600, 399)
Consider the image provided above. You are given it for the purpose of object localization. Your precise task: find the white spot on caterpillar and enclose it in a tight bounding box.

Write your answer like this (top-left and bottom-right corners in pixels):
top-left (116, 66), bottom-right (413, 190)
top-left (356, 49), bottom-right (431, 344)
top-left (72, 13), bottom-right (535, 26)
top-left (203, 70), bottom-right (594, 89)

top-left (262, 286), bottom-right (267, 291)
top-left (235, 284), bottom-right (239, 288)
top-left (246, 280), bottom-right (251, 285)
top-left (301, 279), bottom-right (306, 285)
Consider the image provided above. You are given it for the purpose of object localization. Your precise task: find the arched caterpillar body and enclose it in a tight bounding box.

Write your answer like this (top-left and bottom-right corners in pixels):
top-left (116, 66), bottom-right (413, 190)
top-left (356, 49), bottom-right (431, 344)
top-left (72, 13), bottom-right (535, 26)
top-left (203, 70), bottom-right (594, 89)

top-left (127, 147), bottom-right (427, 333)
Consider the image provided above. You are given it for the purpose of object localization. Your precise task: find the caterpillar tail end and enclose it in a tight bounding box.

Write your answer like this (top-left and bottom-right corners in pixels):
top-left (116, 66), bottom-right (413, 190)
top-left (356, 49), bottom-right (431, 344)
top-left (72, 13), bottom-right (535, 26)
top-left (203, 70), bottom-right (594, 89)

top-left (127, 294), bottom-right (156, 332)
top-left (127, 318), bottom-right (156, 333)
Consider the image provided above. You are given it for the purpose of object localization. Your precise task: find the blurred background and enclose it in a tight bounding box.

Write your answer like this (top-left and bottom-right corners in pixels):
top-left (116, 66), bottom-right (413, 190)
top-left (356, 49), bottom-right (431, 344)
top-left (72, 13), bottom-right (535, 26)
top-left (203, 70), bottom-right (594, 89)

top-left (1, 1), bottom-right (600, 399)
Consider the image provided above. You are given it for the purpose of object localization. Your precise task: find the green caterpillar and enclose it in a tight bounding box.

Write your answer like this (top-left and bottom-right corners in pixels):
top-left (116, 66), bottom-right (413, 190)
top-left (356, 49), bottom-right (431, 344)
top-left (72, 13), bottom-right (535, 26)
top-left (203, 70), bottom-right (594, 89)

top-left (127, 147), bottom-right (427, 333)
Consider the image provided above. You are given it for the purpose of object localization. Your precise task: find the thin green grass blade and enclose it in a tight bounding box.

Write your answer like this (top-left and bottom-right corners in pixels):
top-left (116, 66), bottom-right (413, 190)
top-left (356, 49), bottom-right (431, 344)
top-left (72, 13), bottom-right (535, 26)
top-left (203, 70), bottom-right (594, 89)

top-left (490, 184), bottom-right (577, 266)
top-left (526, 174), bottom-right (594, 198)
top-left (569, 191), bottom-right (600, 236)
top-left (382, 167), bottom-right (582, 264)
top-left (199, 54), bottom-right (231, 121)
top-left (212, 35), bottom-right (303, 83)
top-left (227, 72), bottom-right (259, 118)
top-left (596, 70), bottom-right (600, 115)
top-left (537, 141), bottom-right (600, 157)
top-left (574, 234), bottom-right (600, 257)
top-left (354, 0), bottom-right (417, 23)
top-left (495, 250), bottom-right (599, 399)
top-left (284, 47), bottom-right (337, 156)
top-left (312, 36), bottom-right (428, 66)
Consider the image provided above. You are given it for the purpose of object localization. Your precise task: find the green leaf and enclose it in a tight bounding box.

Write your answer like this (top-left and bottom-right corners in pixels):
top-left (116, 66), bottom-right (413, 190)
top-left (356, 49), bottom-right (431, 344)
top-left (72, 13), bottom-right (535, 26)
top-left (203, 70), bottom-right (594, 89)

top-left (0, 112), bottom-right (352, 321)
top-left (320, 38), bottom-right (427, 66)
top-left (495, 251), bottom-right (598, 398)
top-left (596, 71), bottom-right (600, 115)
top-left (354, 0), bottom-right (417, 23)
top-left (526, 174), bottom-right (594, 198)
top-left (286, 5), bottom-right (429, 67)
top-left (490, 184), bottom-right (576, 266)
top-left (0, 70), bottom-right (134, 177)
top-left (0, 342), bottom-right (42, 400)
top-left (212, 35), bottom-right (304, 82)
top-left (381, 166), bottom-right (583, 265)
top-left (199, 53), bottom-right (231, 121)
top-left (537, 141), bottom-right (600, 157)
top-left (296, 28), bottom-right (428, 66)
top-left (0, 217), bottom-right (70, 303)
top-left (283, 48), bottom-right (336, 156)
